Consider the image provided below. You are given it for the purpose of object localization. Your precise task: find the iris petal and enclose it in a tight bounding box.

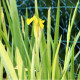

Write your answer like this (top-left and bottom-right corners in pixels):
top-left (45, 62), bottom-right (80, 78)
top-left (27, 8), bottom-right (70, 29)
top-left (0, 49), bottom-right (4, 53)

top-left (27, 15), bottom-right (45, 29)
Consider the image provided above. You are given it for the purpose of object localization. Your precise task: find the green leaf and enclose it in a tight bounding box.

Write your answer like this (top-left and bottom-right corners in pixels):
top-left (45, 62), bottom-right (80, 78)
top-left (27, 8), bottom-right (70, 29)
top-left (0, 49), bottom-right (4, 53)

top-left (29, 23), bottom-right (35, 58)
top-left (62, 31), bottom-right (80, 80)
top-left (66, 1), bottom-right (79, 56)
top-left (40, 32), bottom-right (47, 79)
top-left (24, 9), bottom-right (29, 53)
top-left (77, 70), bottom-right (80, 80)
top-left (24, 9), bottom-right (31, 80)
top-left (70, 44), bottom-right (74, 79)
top-left (0, 2), bottom-right (3, 79)
top-left (64, 1), bottom-right (79, 79)
top-left (0, 41), bottom-right (18, 80)
top-left (6, 0), bottom-right (11, 16)
top-left (16, 47), bottom-right (27, 80)
top-left (9, 0), bottom-right (30, 67)
top-left (66, 20), bottom-right (71, 54)
top-left (52, 1), bottom-right (60, 79)
top-left (53, 0), bottom-right (60, 60)
top-left (0, 0), bottom-right (1, 31)
top-left (0, 60), bottom-right (3, 80)
top-left (52, 35), bottom-right (62, 80)
top-left (41, 47), bottom-right (48, 79)
top-left (70, 1), bottom-right (79, 29)
top-left (39, 32), bottom-right (47, 79)
top-left (74, 51), bottom-right (80, 61)
top-left (1, 8), bottom-right (8, 40)
top-left (2, 0), bottom-right (14, 37)
top-left (35, 0), bottom-right (38, 16)
top-left (40, 32), bottom-right (46, 60)
top-left (21, 16), bottom-right (25, 38)
top-left (31, 47), bottom-right (35, 80)
top-left (0, 30), bottom-right (11, 51)
top-left (46, 8), bottom-right (51, 79)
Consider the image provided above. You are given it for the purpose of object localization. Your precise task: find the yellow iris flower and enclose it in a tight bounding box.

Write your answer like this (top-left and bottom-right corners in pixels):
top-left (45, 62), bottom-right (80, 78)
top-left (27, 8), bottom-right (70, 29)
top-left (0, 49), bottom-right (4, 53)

top-left (27, 15), bottom-right (45, 29)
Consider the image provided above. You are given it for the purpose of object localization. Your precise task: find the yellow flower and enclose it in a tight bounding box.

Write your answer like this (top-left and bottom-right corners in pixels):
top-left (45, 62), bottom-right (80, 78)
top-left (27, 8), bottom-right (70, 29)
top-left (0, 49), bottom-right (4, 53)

top-left (27, 15), bottom-right (45, 29)
top-left (39, 19), bottom-right (45, 29)
top-left (27, 16), bottom-right (35, 25)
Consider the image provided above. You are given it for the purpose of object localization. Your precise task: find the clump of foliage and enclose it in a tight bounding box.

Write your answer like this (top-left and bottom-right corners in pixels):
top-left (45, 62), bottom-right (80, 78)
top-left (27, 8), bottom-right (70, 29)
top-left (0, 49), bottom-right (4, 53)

top-left (0, 0), bottom-right (80, 80)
